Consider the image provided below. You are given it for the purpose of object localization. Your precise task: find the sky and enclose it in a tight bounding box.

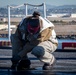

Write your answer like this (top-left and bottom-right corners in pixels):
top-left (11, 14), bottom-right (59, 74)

top-left (0, 0), bottom-right (76, 7)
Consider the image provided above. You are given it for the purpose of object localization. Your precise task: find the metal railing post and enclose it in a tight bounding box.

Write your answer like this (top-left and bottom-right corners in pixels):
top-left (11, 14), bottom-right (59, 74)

top-left (43, 2), bottom-right (46, 18)
top-left (8, 5), bottom-right (11, 41)
top-left (24, 3), bottom-right (28, 16)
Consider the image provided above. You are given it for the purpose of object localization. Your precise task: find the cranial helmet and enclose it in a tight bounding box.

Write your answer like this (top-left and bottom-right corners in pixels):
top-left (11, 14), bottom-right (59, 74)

top-left (33, 11), bottom-right (40, 17)
top-left (27, 19), bottom-right (40, 34)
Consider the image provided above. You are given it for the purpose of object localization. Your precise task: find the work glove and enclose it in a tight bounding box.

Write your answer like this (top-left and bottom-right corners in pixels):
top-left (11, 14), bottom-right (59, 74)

top-left (27, 34), bottom-right (36, 41)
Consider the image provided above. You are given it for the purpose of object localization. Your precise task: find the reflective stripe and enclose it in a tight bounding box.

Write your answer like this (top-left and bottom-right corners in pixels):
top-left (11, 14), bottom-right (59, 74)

top-left (0, 41), bottom-right (11, 47)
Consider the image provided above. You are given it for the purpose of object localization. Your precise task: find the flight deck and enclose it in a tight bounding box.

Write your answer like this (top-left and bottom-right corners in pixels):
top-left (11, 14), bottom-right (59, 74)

top-left (0, 48), bottom-right (76, 75)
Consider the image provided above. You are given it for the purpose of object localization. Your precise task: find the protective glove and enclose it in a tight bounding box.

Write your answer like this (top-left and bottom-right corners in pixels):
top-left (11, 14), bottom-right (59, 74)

top-left (27, 34), bottom-right (36, 41)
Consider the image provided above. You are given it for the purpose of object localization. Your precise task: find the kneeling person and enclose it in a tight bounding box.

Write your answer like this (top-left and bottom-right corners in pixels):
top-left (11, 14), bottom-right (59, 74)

top-left (11, 11), bottom-right (58, 70)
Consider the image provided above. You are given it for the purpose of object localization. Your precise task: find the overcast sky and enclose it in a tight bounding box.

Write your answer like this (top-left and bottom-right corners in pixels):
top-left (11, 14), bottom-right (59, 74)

top-left (0, 0), bottom-right (76, 7)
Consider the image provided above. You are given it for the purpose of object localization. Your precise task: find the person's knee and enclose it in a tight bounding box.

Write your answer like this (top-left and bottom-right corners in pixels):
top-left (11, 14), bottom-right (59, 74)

top-left (31, 46), bottom-right (45, 57)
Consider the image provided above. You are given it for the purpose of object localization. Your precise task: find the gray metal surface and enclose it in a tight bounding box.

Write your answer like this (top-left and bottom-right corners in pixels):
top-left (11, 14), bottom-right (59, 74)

top-left (0, 49), bottom-right (76, 75)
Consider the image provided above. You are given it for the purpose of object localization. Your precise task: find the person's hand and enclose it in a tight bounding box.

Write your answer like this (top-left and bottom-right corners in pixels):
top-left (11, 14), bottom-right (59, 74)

top-left (27, 34), bottom-right (40, 46)
top-left (27, 34), bottom-right (36, 41)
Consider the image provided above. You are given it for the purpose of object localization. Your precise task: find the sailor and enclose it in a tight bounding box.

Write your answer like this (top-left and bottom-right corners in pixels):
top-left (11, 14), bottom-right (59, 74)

top-left (11, 11), bottom-right (58, 70)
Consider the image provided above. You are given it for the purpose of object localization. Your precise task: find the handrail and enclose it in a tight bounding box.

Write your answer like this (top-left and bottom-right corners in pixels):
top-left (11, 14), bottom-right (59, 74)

top-left (24, 3), bottom-right (43, 7)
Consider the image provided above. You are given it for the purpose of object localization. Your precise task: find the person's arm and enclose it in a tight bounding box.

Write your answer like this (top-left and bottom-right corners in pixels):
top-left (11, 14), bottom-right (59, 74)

top-left (29, 27), bottom-right (53, 46)
top-left (17, 27), bottom-right (53, 58)
top-left (38, 27), bottom-right (53, 41)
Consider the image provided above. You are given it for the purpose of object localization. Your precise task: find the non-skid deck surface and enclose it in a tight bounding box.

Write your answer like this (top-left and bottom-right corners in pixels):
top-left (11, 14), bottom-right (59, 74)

top-left (0, 49), bottom-right (76, 75)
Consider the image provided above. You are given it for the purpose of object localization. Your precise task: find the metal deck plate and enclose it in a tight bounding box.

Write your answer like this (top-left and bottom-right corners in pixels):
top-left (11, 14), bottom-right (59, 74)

top-left (0, 49), bottom-right (76, 75)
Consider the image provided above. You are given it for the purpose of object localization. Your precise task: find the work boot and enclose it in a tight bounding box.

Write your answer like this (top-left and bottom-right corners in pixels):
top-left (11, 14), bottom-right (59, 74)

top-left (42, 57), bottom-right (56, 70)
top-left (11, 55), bottom-right (21, 70)
top-left (17, 59), bottom-right (31, 70)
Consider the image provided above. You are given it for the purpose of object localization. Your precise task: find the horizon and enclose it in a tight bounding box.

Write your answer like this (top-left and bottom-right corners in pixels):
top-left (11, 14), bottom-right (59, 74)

top-left (0, 0), bottom-right (76, 7)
